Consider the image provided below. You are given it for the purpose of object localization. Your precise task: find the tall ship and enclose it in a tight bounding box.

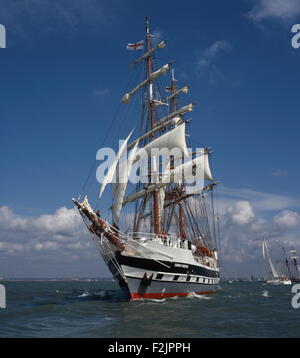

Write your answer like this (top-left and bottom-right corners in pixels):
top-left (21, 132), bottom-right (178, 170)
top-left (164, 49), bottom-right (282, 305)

top-left (73, 18), bottom-right (221, 299)
top-left (284, 247), bottom-right (300, 283)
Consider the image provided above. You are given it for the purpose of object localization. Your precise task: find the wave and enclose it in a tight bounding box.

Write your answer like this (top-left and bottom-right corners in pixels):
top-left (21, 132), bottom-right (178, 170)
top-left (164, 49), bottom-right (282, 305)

top-left (187, 292), bottom-right (212, 300)
top-left (77, 291), bottom-right (92, 298)
top-left (262, 290), bottom-right (270, 297)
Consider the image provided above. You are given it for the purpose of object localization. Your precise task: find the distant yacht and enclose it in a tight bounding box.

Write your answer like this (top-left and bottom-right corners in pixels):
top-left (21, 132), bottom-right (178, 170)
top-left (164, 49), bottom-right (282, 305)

top-left (262, 239), bottom-right (291, 285)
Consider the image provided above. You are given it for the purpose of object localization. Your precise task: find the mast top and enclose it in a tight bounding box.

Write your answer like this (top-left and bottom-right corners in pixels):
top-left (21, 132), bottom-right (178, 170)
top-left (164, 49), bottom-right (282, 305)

top-left (145, 17), bottom-right (150, 35)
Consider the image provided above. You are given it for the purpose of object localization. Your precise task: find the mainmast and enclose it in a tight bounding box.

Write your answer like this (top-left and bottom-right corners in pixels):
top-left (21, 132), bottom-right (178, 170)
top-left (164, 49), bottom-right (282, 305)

top-left (167, 69), bottom-right (186, 239)
top-left (145, 17), bottom-right (161, 235)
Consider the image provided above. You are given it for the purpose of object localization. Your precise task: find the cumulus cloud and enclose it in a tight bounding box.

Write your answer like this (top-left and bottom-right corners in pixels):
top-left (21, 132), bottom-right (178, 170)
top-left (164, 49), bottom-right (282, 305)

top-left (273, 210), bottom-right (300, 229)
top-left (2, 186), bottom-right (300, 278)
top-left (220, 197), bottom-right (300, 277)
top-left (247, 0), bottom-right (300, 23)
top-left (225, 200), bottom-right (255, 225)
top-left (0, 205), bottom-right (90, 255)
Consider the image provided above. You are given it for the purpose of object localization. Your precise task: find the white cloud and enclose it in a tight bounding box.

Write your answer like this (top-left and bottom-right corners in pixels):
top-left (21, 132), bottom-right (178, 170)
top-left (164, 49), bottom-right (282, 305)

top-left (273, 210), bottom-right (300, 229)
top-left (247, 0), bottom-right (300, 22)
top-left (2, 188), bottom-right (300, 278)
top-left (218, 188), bottom-right (300, 276)
top-left (219, 186), bottom-right (300, 212)
top-left (197, 40), bottom-right (232, 83)
top-left (0, 205), bottom-right (89, 255)
top-left (199, 41), bottom-right (232, 66)
top-left (226, 200), bottom-right (255, 225)
top-left (34, 241), bottom-right (59, 251)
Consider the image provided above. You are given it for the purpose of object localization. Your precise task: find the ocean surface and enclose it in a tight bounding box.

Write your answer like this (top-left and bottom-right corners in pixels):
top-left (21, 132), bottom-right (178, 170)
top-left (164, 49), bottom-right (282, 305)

top-left (0, 280), bottom-right (299, 338)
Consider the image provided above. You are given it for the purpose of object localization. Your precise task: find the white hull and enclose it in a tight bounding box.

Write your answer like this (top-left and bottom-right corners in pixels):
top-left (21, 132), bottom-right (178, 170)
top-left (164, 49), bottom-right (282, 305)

top-left (266, 278), bottom-right (292, 285)
top-left (103, 236), bottom-right (220, 299)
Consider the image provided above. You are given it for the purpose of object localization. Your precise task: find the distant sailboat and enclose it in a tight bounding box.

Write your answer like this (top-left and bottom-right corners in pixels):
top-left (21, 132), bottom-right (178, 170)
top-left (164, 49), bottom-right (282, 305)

top-left (262, 239), bottom-right (291, 285)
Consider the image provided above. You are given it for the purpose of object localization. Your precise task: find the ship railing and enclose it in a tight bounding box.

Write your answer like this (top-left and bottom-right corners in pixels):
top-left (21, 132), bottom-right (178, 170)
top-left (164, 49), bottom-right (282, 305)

top-left (127, 231), bottom-right (186, 249)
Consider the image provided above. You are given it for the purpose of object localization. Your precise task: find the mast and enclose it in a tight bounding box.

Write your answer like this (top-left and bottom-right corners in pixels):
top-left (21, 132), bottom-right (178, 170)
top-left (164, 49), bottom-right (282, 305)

top-left (145, 17), bottom-right (160, 235)
top-left (290, 248), bottom-right (299, 280)
top-left (168, 69), bottom-right (186, 239)
top-left (283, 246), bottom-right (292, 280)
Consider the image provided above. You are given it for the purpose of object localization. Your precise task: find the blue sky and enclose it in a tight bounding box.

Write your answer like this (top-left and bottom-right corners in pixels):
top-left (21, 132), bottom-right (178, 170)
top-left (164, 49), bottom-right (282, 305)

top-left (1, 0), bottom-right (300, 278)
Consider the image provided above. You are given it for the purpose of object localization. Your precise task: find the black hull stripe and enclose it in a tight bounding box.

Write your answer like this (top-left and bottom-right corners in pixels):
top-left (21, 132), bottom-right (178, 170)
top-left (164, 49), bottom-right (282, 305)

top-left (125, 276), bottom-right (218, 284)
top-left (115, 252), bottom-right (219, 278)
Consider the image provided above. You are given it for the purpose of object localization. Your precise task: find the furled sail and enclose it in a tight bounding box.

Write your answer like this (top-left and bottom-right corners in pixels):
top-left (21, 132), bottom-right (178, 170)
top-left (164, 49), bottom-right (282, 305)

top-left (131, 40), bottom-right (167, 68)
top-left (122, 63), bottom-right (170, 103)
top-left (163, 85), bottom-right (189, 103)
top-left (155, 103), bottom-right (194, 127)
top-left (99, 130), bottom-right (133, 198)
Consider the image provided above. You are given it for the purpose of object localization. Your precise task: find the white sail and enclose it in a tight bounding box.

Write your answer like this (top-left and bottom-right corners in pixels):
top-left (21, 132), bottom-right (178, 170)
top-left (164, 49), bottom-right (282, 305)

top-left (167, 153), bottom-right (213, 183)
top-left (99, 130), bottom-right (133, 198)
top-left (122, 63), bottom-right (170, 103)
top-left (127, 103), bottom-right (193, 151)
top-left (262, 240), bottom-right (266, 260)
top-left (133, 123), bottom-right (189, 163)
top-left (112, 141), bottom-right (139, 222)
top-left (122, 152), bottom-right (213, 206)
top-left (263, 239), bottom-right (279, 279)
top-left (203, 151), bottom-right (213, 181)
top-left (127, 117), bottom-right (184, 150)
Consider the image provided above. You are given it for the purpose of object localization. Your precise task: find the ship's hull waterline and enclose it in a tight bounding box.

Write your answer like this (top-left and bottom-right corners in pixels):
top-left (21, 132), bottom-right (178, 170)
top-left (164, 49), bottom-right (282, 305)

top-left (125, 276), bottom-right (218, 299)
top-left (109, 252), bottom-right (220, 300)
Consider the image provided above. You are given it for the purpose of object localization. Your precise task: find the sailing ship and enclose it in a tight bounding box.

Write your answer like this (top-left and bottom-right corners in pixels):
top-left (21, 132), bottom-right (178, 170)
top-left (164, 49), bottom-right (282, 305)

top-left (285, 247), bottom-right (300, 283)
top-left (73, 18), bottom-right (220, 299)
top-left (262, 239), bottom-right (291, 285)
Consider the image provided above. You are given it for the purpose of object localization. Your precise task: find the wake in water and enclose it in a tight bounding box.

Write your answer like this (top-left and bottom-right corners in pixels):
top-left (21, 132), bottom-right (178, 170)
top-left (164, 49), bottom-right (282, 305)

top-left (71, 289), bottom-right (127, 302)
top-left (187, 292), bottom-right (213, 300)
top-left (262, 290), bottom-right (270, 297)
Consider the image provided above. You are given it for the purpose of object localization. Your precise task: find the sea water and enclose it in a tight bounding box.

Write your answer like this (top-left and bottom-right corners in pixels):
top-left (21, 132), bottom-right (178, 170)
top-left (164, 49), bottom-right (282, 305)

top-left (0, 280), bottom-right (299, 338)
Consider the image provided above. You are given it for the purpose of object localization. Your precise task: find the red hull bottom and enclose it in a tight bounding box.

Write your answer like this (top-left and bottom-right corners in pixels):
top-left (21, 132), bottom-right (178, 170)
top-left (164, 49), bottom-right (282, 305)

top-left (130, 290), bottom-right (216, 300)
